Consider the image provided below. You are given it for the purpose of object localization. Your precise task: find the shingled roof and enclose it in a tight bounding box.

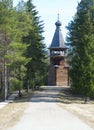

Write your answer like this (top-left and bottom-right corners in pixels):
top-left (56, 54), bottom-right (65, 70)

top-left (50, 15), bottom-right (65, 49)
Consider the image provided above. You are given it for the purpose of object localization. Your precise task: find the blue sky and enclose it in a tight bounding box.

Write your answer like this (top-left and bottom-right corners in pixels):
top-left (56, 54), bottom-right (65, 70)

top-left (14, 0), bottom-right (81, 47)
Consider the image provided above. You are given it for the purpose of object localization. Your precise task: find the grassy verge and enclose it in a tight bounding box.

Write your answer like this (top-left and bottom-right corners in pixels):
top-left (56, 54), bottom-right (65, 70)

top-left (57, 87), bottom-right (94, 129)
top-left (0, 90), bottom-right (33, 130)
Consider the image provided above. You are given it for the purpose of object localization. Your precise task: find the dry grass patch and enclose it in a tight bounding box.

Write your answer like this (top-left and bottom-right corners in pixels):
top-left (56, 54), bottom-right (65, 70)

top-left (58, 87), bottom-right (94, 129)
top-left (0, 90), bottom-right (33, 130)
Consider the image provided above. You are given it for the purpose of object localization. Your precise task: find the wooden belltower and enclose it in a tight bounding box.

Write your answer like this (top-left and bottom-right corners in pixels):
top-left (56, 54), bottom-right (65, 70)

top-left (48, 15), bottom-right (69, 86)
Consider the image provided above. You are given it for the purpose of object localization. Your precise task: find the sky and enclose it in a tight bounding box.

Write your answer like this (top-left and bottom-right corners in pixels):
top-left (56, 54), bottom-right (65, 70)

top-left (14, 0), bottom-right (81, 47)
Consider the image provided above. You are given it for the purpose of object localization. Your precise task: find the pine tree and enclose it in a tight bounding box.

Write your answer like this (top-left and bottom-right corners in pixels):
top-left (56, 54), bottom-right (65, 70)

top-left (6, 42), bottom-right (30, 95)
top-left (66, 0), bottom-right (94, 101)
top-left (23, 0), bottom-right (48, 90)
top-left (0, 0), bottom-right (14, 100)
top-left (0, 0), bottom-right (32, 99)
top-left (6, 1), bottom-right (32, 95)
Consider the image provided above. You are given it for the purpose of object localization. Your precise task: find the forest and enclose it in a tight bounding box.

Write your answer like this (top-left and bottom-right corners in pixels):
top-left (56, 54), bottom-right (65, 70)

top-left (0, 0), bottom-right (48, 100)
top-left (66, 0), bottom-right (94, 101)
top-left (0, 0), bottom-right (94, 102)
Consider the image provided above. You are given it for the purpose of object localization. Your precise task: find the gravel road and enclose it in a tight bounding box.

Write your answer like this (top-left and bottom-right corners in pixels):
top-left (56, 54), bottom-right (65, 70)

top-left (7, 86), bottom-right (93, 130)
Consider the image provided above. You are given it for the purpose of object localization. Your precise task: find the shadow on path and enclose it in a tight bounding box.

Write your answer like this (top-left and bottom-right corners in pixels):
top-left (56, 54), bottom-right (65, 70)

top-left (30, 86), bottom-right (84, 104)
top-left (14, 86), bottom-right (84, 104)
top-left (30, 86), bottom-right (69, 103)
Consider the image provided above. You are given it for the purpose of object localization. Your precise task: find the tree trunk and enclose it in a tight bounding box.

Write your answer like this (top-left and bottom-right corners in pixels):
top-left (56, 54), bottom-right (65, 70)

top-left (4, 64), bottom-right (8, 100)
top-left (84, 97), bottom-right (90, 104)
top-left (26, 80), bottom-right (30, 93)
top-left (18, 89), bottom-right (22, 97)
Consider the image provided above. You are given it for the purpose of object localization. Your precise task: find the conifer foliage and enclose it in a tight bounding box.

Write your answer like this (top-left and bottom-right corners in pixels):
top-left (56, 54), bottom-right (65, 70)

top-left (23, 0), bottom-right (48, 90)
top-left (66, 0), bottom-right (94, 100)
top-left (0, 0), bottom-right (48, 100)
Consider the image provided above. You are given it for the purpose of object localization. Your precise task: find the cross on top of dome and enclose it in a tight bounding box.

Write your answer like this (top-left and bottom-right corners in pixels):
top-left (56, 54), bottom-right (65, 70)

top-left (55, 13), bottom-right (62, 27)
top-left (49, 14), bottom-right (65, 49)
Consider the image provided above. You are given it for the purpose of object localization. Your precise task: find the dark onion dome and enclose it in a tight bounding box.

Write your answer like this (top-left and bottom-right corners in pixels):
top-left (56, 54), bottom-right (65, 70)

top-left (49, 16), bottom-right (65, 49)
top-left (55, 20), bottom-right (62, 27)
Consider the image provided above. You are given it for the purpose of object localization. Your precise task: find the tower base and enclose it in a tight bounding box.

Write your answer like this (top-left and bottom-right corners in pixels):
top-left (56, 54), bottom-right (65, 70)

top-left (48, 65), bottom-right (69, 86)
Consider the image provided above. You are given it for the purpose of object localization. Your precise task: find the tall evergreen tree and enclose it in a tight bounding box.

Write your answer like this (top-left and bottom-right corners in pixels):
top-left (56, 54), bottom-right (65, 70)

top-left (66, 0), bottom-right (94, 101)
top-left (23, 0), bottom-right (48, 89)
top-left (0, 0), bottom-right (14, 100)
top-left (6, 1), bottom-right (32, 96)
top-left (0, 0), bottom-right (32, 99)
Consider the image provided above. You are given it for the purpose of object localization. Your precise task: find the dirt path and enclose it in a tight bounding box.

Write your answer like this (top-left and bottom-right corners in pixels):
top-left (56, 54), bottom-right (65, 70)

top-left (4, 86), bottom-right (93, 130)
